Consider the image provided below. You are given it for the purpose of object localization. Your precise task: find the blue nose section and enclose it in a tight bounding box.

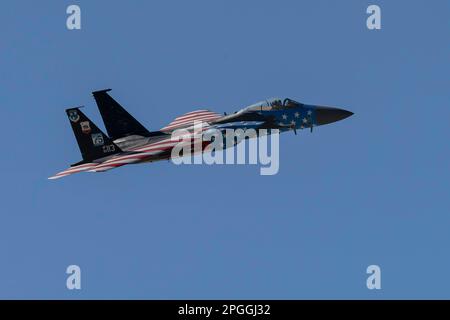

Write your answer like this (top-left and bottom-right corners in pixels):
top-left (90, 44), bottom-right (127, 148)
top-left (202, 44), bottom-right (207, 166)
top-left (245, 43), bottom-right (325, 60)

top-left (315, 106), bottom-right (353, 125)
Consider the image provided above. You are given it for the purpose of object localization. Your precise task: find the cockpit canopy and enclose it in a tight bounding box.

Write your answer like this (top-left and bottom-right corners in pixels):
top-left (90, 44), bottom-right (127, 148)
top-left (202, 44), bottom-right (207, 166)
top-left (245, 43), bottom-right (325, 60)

top-left (244, 98), bottom-right (303, 111)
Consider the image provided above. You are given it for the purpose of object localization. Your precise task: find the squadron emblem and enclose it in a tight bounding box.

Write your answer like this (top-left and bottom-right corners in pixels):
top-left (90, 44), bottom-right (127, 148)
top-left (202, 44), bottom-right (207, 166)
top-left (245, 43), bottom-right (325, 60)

top-left (68, 110), bottom-right (80, 123)
top-left (91, 133), bottom-right (104, 146)
top-left (80, 121), bottom-right (91, 134)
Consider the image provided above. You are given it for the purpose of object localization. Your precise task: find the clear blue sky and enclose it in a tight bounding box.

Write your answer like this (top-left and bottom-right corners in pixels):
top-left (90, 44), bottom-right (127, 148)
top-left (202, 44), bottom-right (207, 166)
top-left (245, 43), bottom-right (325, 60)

top-left (0, 0), bottom-right (449, 299)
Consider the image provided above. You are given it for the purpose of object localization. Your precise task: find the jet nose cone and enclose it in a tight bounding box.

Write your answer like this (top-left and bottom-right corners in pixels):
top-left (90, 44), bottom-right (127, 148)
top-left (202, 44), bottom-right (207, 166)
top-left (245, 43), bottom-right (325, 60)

top-left (315, 106), bottom-right (353, 126)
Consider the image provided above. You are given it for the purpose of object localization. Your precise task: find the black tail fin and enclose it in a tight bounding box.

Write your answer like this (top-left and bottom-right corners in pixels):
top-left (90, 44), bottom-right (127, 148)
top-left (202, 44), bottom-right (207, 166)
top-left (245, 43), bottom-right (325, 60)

top-left (66, 107), bottom-right (122, 164)
top-left (92, 89), bottom-right (150, 140)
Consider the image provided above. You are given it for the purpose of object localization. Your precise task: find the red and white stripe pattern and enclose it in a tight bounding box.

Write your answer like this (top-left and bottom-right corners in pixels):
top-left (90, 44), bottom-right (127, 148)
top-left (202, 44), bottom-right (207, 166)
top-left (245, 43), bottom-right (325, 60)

top-left (48, 163), bottom-right (98, 180)
top-left (48, 135), bottom-right (207, 179)
top-left (160, 110), bottom-right (222, 132)
top-left (86, 138), bottom-right (182, 172)
top-left (49, 110), bottom-right (222, 179)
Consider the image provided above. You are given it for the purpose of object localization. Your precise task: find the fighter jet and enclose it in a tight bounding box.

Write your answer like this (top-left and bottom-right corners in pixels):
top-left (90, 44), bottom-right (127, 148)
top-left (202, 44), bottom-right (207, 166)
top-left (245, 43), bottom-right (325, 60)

top-left (49, 89), bottom-right (353, 179)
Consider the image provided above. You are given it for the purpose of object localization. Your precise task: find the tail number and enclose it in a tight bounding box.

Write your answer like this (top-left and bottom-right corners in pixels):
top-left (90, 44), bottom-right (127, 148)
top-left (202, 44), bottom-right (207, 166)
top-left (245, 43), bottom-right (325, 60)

top-left (102, 145), bottom-right (116, 153)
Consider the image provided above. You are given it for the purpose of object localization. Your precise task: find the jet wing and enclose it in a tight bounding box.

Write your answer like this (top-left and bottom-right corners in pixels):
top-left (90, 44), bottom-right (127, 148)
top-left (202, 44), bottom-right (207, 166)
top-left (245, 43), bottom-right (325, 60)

top-left (48, 151), bottom-right (159, 179)
top-left (160, 110), bottom-right (222, 132)
top-left (48, 137), bottom-right (183, 179)
top-left (48, 150), bottom-right (159, 179)
top-left (48, 163), bottom-right (99, 180)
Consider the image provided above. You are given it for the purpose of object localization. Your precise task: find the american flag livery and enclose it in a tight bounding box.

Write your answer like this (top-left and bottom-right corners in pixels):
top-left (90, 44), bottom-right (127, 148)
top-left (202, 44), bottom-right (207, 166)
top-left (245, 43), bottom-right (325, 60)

top-left (49, 90), bottom-right (354, 180)
top-left (49, 106), bottom-right (223, 180)
top-left (49, 134), bottom-right (206, 180)
top-left (160, 110), bottom-right (222, 131)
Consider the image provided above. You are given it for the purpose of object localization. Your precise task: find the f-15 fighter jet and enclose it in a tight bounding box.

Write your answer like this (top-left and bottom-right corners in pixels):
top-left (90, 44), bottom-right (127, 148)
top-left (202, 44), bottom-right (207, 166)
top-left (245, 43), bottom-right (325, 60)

top-left (49, 89), bottom-right (353, 179)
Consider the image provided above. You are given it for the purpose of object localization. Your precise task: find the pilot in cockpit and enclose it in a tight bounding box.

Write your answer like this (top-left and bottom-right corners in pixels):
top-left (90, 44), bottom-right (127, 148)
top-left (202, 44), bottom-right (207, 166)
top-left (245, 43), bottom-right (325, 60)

top-left (268, 98), bottom-right (283, 109)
